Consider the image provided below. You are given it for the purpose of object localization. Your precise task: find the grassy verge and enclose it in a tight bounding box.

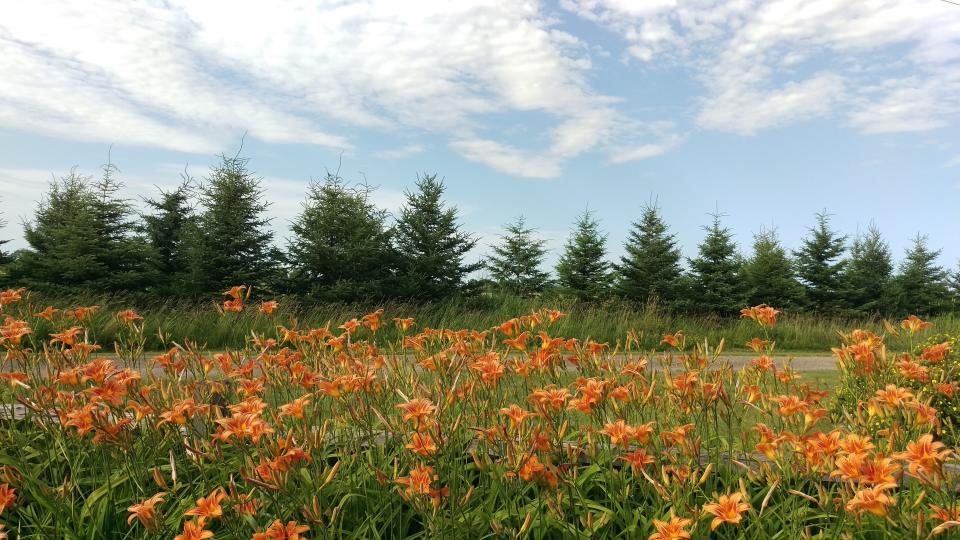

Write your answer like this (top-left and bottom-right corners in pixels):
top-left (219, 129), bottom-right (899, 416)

top-left (15, 292), bottom-right (960, 353)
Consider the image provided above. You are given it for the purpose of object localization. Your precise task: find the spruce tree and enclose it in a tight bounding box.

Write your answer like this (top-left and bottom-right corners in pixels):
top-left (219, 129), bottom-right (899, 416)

top-left (842, 225), bottom-right (893, 316)
top-left (687, 213), bottom-right (743, 316)
top-left (14, 165), bottom-right (150, 294)
top-left (555, 209), bottom-right (612, 300)
top-left (142, 178), bottom-right (196, 296)
top-left (486, 216), bottom-right (549, 296)
top-left (0, 203), bottom-right (12, 286)
top-left (892, 234), bottom-right (949, 316)
top-left (617, 203), bottom-right (683, 305)
top-left (287, 175), bottom-right (397, 301)
top-left (393, 174), bottom-right (482, 299)
top-left (187, 153), bottom-right (277, 295)
top-left (793, 212), bottom-right (847, 314)
top-left (947, 262), bottom-right (960, 313)
top-left (741, 229), bottom-right (802, 308)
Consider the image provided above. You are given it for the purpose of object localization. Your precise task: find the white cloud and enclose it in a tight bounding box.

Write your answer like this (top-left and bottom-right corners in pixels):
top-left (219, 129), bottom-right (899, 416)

top-left (0, 0), bottom-right (649, 178)
top-left (564, 0), bottom-right (960, 135)
top-left (449, 138), bottom-right (562, 179)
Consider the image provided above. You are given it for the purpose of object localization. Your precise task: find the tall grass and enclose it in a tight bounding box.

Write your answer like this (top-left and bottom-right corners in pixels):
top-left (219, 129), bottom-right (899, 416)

top-left (21, 292), bottom-right (960, 352)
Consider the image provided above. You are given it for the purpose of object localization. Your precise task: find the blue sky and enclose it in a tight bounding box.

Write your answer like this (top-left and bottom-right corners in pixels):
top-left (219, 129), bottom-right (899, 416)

top-left (1, 0), bottom-right (958, 275)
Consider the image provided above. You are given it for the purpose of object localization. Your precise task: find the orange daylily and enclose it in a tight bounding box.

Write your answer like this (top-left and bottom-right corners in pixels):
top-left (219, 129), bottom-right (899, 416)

top-left (649, 515), bottom-right (693, 540)
top-left (127, 491), bottom-right (165, 530)
top-left (184, 488), bottom-right (226, 519)
top-left (703, 492), bottom-right (751, 530)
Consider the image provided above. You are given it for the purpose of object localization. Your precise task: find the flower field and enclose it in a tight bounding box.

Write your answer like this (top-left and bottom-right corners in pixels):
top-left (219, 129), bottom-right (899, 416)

top-left (0, 287), bottom-right (959, 539)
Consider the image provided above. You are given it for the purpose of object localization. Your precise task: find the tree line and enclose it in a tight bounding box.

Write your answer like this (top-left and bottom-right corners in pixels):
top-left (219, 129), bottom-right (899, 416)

top-left (1, 153), bottom-right (958, 317)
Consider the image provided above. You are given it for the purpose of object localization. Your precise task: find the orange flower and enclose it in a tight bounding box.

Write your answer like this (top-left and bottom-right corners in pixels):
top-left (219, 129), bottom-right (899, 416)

top-left (922, 342), bottom-right (952, 363)
top-left (361, 309), bottom-right (384, 331)
top-left (127, 492), bottom-right (165, 531)
top-left (499, 404), bottom-right (535, 430)
top-left (601, 420), bottom-right (631, 447)
top-left (393, 317), bottom-right (415, 332)
top-left (703, 492), bottom-right (751, 530)
top-left (224, 285), bottom-right (247, 300)
top-left (223, 298), bottom-right (244, 313)
top-left (0, 484), bottom-right (16, 514)
top-left (740, 304), bottom-right (780, 327)
top-left (174, 519), bottom-right (214, 540)
top-left (116, 309), bottom-right (143, 324)
top-left (184, 488), bottom-right (226, 519)
top-left (745, 337), bottom-right (771, 353)
top-left (620, 448), bottom-right (656, 472)
top-left (259, 300), bottom-right (279, 315)
top-left (503, 331), bottom-right (531, 352)
top-left (396, 464), bottom-right (434, 496)
top-left (396, 398), bottom-right (436, 428)
top-left (0, 288), bottom-right (25, 306)
top-left (901, 315), bottom-right (933, 335)
top-left (895, 434), bottom-right (951, 478)
top-left (845, 483), bottom-right (896, 517)
top-left (660, 331), bottom-right (684, 349)
top-left (279, 395), bottom-right (311, 420)
top-left (405, 432), bottom-right (438, 457)
top-left (33, 306), bottom-right (59, 321)
top-left (649, 515), bottom-right (693, 540)
top-left (252, 520), bottom-right (310, 540)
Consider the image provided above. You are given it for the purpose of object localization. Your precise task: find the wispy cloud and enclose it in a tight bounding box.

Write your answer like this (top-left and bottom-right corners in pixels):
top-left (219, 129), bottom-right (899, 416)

top-left (0, 1), bottom-right (649, 178)
top-left (563, 0), bottom-right (960, 136)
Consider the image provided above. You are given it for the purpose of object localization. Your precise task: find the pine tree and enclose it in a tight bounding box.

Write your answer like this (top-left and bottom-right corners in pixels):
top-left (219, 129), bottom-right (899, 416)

top-left (617, 204), bottom-right (683, 305)
top-left (741, 229), bottom-right (802, 309)
top-left (687, 213), bottom-right (743, 315)
top-left (13, 164), bottom-right (150, 294)
top-left (187, 153), bottom-right (277, 295)
top-left (793, 212), bottom-right (847, 314)
top-left (892, 234), bottom-right (949, 316)
top-left (287, 175), bottom-right (397, 301)
top-left (142, 178), bottom-right (196, 296)
top-left (555, 209), bottom-right (612, 300)
top-left (393, 174), bottom-right (482, 299)
top-left (486, 216), bottom-right (549, 296)
top-left (842, 225), bottom-right (893, 316)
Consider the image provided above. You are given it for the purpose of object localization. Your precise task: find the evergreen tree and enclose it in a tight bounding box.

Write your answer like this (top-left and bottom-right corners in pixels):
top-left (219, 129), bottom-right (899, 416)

top-left (687, 213), bottom-right (743, 315)
top-left (617, 203), bottom-right (683, 305)
top-left (555, 209), bottom-right (612, 300)
top-left (741, 229), bottom-right (802, 308)
top-left (287, 175), bottom-right (397, 301)
top-left (0, 203), bottom-right (12, 287)
top-left (892, 234), bottom-right (949, 316)
top-left (947, 262), bottom-right (960, 313)
top-left (793, 212), bottom-right (847, 314)
top-left (13, 165), bottom-right (150, 294)
top-left (486, 216), bottom-right (549, 296)
top-left (842, 225), bottom-right (893, 316)
top-left (187, 153), bottom-right (277, 295)
top-left (393, 174), bottom-right (482, 299)
top-left (142, 178), bottom-right (196, 296)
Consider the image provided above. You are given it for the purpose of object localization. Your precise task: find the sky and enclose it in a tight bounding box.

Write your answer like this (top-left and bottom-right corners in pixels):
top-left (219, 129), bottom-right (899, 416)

top-left (1, 0), bottom-right (959, 275)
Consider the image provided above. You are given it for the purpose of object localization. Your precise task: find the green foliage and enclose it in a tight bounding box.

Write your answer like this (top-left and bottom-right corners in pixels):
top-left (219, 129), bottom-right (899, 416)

top-left (948, 263), bottom-right (960, 312)
top-left (555, 209), bottom-right (612, 300)
top-left (893, 234), bottom-right (950, 316)
top-left (186, 153), bottom-right (278, 295)
top-left (486, 216), bottom-right (549, 296)
top-left (842, 225), bottom-right (893, 316)
top-left (287, 175), bottom-right (397, 301)
top-left (393, 174), bottom-right (482, 300)
top-left (741, 229), bottom-right (802, 309)
top-left (687, 213), bottom-right (743, 316)
top-left (13, 164), bottom-right (151, 295)
top-left (794, 212), bottom-right (847, 314)
top-left (141, 178), bottom-right (196, 297)
top-left (617, 204), bottom-right (683, 305)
